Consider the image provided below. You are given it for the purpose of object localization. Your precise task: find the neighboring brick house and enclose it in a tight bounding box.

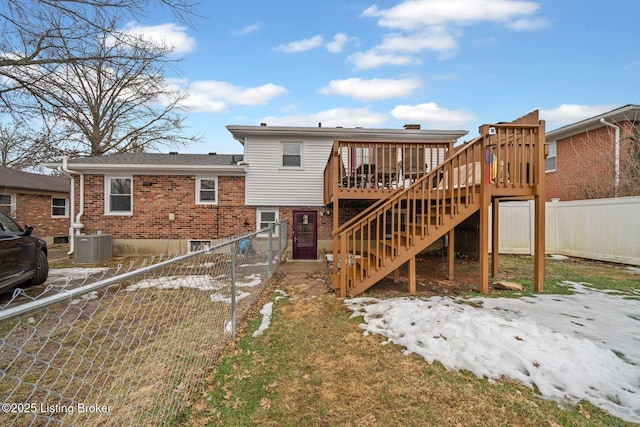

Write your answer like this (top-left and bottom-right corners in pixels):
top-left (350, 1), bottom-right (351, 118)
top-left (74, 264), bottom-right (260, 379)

top-left (545, 104), bottom-right (640, 201)
top-left (0, 166), bottom-right (70, 244)
top-left (44, 124), bottom-right (467, 258)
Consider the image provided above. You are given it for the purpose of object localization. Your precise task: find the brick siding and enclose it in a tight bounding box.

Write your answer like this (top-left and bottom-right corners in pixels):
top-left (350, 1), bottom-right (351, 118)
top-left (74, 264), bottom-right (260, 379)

top-left (545, 122), bottom-right (637, 200)
top-left (14, 192), bottom-right (70, 241)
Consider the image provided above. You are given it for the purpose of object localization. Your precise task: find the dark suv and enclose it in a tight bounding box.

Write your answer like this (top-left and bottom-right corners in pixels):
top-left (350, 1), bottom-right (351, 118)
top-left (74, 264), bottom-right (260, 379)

top-left (0, 210), bottom-right (49, 295)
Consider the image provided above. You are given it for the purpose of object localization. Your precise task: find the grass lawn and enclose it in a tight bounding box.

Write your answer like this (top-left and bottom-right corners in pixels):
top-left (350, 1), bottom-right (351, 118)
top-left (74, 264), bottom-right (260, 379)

top-left (183, 255), bottom-right (638, 426)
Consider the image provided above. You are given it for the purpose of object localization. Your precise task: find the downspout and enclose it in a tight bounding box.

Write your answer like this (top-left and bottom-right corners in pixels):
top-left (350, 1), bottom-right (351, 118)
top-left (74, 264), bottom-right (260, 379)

top-left (58, 157), bottom-right (85, 255)
top-left (600, 118), bottom-right (620, 197)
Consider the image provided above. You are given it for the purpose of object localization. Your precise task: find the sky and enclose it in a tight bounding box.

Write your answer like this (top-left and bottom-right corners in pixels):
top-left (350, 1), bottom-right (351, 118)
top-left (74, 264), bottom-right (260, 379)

top-left (134, 0), bottom-right (640, 154)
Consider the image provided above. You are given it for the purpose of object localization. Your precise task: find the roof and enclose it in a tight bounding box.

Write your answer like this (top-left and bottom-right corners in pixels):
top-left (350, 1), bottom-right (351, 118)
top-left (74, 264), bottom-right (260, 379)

top-left (226, 124), bottom-right (468, 144)
top-left (0, 166), bottom-right (69, 193)
top-left (546, 104), bottom-right (640, 141)
top-left (42, 152), bottom-right (246, 175)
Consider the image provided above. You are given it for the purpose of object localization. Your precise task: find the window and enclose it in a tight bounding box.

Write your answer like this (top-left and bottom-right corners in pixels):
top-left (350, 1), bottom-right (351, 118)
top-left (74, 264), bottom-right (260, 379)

top-left (545, 142), bottom-right (556, 172)
top-left (282, 142), bottom-right (302, 167)
top-left (257, 208), bottom-right (278, 236)
top-left (196, 177), bottom-right (218, 204)
top-left (0, 194), bottom-right (13, 217)
top-left (51, 197), bottom-right (69, 217)
top-left (188, 239), bottom-right (213, 252)
top-left (105, 176), bottom-right (132, 214)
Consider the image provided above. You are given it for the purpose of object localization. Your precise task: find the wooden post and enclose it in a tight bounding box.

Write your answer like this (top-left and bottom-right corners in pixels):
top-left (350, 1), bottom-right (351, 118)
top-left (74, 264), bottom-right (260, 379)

top-left (332, 200), bottom-right (340, 291)
top-left (491, 198), bottom-right (500, 277)
top-left (393, 265), bottom-right (400, 282)
top-left (478, 125), bottom-right (491, 294)
top-left (408, 256), bottom-right (416, 295)
top-left (447, 228), bottom-right (455, 280)
top-left (533, 122), bottom-right (546, 292)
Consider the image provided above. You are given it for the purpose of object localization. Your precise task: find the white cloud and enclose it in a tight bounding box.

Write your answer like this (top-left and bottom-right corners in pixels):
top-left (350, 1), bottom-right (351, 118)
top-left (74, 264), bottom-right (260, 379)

top-left (276, 35), bottom-right (324, 53)
top-left (541, 104), bottom-right (619, 126)
top-left (121, 22), bottom-right (195, 54)
top-left (320, 77), bottom-right (422, 101)
top-left (169, 79), bottom-right (288, 112)
top-left (355, 0), bottom-right (546, 67)
top-left (326, 33), bottom-right (350, 53)
top-left (260, 108), bottom-right (389, 127)
top-left (232, 24), bottom-right (261, 36)
top-left (391, 102), bottom-right (475, 127)
top-left (362, 0), bottom-right (541, 30)
top-left (378, 28), bottom-right (458, 54)
top-left (348, 50), bottom-right (422, 70)
top-left (505, 17), bottom-right (549, 30)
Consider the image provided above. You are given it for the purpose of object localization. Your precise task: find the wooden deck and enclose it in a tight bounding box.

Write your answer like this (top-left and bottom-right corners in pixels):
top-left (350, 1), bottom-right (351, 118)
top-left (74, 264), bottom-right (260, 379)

top-left (324, 111), bottom-right (547, 297)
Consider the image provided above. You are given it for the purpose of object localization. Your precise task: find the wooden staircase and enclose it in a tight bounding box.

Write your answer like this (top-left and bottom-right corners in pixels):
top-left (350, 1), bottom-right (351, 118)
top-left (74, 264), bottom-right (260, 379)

top-left (331, 110), bottom-right (547, 297)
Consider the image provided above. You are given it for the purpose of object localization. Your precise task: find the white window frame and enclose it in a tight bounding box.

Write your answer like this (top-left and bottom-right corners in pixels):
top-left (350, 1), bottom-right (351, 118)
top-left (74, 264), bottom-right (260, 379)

top-left (545, 142), bottom-right (556, 172)
top-left (105, 176), bottom-right (133, 215)
top-left (281, 142), bottom-right (303, 169)
top-left (257, 208), bottom-right (279, 237)
top-left (195, 176), bottom-right (218, 205)
top-left (188, 239), bottom-right (213, 253)
top-left (0, 193), bottom-right (15, 217)
top-left (51, 197), bottom-right (69, 218)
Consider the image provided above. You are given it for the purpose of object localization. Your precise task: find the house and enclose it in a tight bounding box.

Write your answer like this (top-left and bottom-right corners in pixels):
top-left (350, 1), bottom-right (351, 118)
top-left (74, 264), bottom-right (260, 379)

top-left (0, 166), bottom-right (70, 244)
top-left (44, 111), bottom-right (547, 297)
top-left (42, 153), bottom-right (249, 255)
top-left (545, 104), bottom-right (640, 201)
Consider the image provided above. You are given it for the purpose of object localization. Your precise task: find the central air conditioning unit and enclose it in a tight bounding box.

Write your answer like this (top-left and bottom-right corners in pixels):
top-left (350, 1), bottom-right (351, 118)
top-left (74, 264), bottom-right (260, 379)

top-left (74, 234), bottom-right (113, 264)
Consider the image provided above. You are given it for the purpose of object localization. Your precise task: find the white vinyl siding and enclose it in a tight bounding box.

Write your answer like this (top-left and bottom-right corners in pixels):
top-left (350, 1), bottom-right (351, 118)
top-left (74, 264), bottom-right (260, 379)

top-left (545, 142), bottom-right (556, 172)
top-left (244, 137), bottom-right (332, 206)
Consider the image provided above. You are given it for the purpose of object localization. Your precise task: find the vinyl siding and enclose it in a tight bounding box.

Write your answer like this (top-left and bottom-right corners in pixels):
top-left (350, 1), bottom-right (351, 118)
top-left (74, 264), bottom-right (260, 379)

top-left (244, 136), bottom-right (332, 206)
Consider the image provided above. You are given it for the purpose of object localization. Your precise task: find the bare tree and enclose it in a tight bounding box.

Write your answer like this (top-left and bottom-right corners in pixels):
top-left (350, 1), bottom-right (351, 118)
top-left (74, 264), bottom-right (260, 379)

top-left (12, 28), bottom-right (199, 156)
top-left (0, 0), bottom-right (201, 164)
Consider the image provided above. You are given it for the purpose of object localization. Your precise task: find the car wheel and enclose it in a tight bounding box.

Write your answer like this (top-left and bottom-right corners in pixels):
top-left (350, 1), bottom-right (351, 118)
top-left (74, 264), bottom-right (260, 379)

top-left (30, 250), bottom-right (49, 285)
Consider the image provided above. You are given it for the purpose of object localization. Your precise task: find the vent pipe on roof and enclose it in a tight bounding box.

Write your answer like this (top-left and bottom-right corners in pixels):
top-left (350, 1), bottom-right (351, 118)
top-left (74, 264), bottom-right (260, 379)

top-left (600, 118), bottom-right (620, 197)
top-left (404, 124), bottom-right (421, 130)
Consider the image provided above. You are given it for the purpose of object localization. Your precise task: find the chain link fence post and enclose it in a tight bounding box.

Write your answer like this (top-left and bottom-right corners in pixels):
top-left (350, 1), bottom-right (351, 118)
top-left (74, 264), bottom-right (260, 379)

top-left (230, 240), bottom-right (237, 340)
top-left (268, 224), bottom-right (273, 278)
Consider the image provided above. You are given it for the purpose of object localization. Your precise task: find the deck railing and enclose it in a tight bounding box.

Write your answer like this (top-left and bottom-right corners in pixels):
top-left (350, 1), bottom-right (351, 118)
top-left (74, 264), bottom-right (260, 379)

top-left (331, 113), bottom-right (546, 296)
top-left (323, 140), bottom-right (453, 204)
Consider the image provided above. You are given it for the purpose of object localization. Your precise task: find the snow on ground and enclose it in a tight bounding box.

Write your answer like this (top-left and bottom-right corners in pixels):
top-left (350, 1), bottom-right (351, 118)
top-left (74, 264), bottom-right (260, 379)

top-left (45, 267), bottom-right (108, 286)
top-left (345, 281), bottom-right (640, 423)
top-left (122, 272), bottom-right (262, 304)
top-left (252, 302), bottom-right (274, 337)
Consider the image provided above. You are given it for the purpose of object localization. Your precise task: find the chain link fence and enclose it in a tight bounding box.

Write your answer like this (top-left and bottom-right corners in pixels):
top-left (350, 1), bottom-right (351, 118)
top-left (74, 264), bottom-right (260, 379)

top-left (0, 221), bottom-right (288, 426)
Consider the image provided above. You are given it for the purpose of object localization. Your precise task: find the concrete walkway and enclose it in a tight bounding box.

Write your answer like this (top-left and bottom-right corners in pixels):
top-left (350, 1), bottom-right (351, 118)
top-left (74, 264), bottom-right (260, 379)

top-left (276, 259), bottom-right (333, 297)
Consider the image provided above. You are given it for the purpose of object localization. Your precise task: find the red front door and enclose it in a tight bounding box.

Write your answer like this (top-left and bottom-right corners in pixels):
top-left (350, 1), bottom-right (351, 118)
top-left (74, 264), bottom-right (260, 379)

top-left (292, 211), bottom-right (317, 259)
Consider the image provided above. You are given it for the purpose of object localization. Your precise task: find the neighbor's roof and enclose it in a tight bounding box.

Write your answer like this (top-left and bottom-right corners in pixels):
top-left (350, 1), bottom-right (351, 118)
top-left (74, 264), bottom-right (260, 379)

top-left (0, 166), bottom-right (69, 193)
top-left (546, 104), bottom-right (640, 141)
top-left (42, 152), bottom-right (246, 175)
top-left (226, 124), bottom-right (468, 144)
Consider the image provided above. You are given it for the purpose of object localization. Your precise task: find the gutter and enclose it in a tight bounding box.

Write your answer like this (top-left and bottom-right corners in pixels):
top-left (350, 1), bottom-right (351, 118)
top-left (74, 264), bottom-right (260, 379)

top-left (600, 118), bottom-right (621, 197)
top-left (58, 157), bottom-right (85, 255)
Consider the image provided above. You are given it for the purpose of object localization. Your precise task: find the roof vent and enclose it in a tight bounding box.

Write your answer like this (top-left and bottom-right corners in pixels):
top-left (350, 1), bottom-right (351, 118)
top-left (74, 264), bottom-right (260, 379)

top-left (260, 122), bottom-right (267, 126)
top-left (404, 124), bottom-right (421, 130)
top-left (169, 151), bottom-right (178, 155)
top-left (209, 152), bottom-right (217, 155)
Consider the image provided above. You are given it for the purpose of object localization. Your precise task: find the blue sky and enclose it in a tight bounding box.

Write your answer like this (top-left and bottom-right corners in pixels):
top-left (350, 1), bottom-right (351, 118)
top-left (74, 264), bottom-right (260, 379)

top-left (137, 0), bottom-right (640, 154)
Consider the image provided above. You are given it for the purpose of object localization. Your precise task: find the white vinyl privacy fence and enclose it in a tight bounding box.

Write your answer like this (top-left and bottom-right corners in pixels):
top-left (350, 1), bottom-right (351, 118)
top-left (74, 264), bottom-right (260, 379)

top-left (0, 222), bottom-right (287, 426)
top-left (490, 196), bottom-right (640, 265)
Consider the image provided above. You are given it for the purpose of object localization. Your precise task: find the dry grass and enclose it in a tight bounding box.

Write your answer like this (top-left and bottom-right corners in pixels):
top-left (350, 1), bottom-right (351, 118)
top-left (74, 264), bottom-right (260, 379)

top-left (184, 262), bottom-right (635, 427)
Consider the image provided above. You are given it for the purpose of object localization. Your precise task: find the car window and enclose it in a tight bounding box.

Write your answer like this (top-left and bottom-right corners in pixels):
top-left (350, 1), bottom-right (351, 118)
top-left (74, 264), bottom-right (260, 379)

top-left (0, 211), bottom-right (22, 233)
